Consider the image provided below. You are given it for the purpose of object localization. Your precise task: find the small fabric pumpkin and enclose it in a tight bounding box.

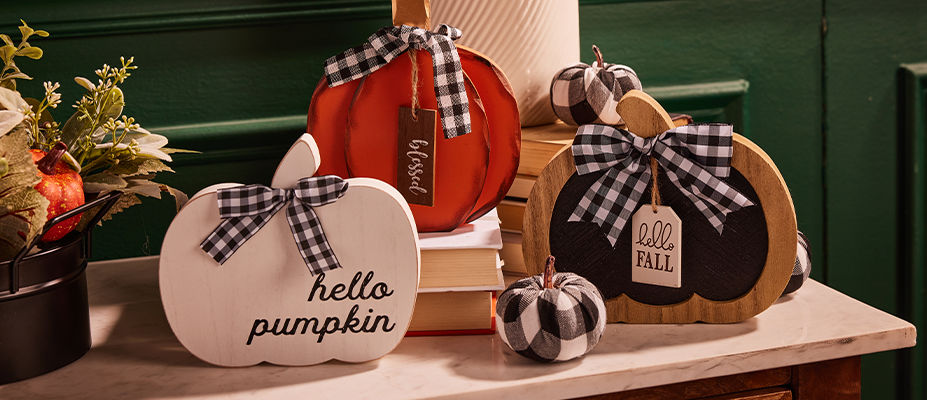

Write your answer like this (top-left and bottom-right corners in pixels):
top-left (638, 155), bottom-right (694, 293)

top-left (550, 45), bottom-right (642, 126)
top-left (783, 231), bottom-right (812, 295)
top-left (497, 256), bottom-right (606, 362)
top-left (30, 142), bottom-right (84, 242)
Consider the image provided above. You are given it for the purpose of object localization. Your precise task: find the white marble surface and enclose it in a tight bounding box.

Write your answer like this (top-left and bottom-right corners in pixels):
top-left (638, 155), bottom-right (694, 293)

top-left (0, 257), bottom-right (915, 399)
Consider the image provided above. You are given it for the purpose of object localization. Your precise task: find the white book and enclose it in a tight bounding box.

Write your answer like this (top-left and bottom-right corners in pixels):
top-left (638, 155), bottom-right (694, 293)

top-left (418, 209), bottom-right (503, 251)
top-left (416, 209), bottom-right (504, 291)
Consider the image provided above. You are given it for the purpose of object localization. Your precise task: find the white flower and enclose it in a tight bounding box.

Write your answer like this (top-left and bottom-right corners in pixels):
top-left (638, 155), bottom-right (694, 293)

top-left (43, 81), bottom-right (59, 92)
top-left (127, 128), bottom-right (168, 148)
top-left (132, 131), bottom-right (172, 162)
top-left (137, 147), bottom-right (172, 162)
top-left (0, 87), bottom-right (28, 137)
top-left (95, 126), bottom-right (172, 162)
top-left (43, 81), bottom-right (61, 108)
top-left (0, 87), bottom-right (28, 113)
top-left (0, 110), bottom-right (24, 137)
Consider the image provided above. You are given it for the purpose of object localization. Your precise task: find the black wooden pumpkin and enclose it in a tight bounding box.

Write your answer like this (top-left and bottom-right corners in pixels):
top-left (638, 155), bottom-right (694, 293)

top-left (523, 91), bottom-right (797, 323)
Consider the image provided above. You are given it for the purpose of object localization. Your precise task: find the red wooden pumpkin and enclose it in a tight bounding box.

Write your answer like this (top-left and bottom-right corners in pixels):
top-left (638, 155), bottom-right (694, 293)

top-left (30, 142), bottom-right (85, 242)
top-left (308, 0), bottom-right (520, 232)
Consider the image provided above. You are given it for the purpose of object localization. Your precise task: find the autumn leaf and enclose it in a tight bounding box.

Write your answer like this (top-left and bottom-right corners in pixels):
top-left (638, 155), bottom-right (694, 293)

top-left (108, 158), bottom-right (174, 178)
top-left (0, 126), bottom-right (48, 260)
top-left (82, 171), bottom-right (128, 193)
top-left (124, 178), bottom-right (162, 199)
top-left (160, 184), bottom-right (188, 211)
top-left (98, 193), bottom-right (141, 223)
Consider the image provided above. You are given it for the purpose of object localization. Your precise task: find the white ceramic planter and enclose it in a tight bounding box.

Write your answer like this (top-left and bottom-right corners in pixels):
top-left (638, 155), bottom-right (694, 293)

top-left (432, 0), bottom-right (580, 127)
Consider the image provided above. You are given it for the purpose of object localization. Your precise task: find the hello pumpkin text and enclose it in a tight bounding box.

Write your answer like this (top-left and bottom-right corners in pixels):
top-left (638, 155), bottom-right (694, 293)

top-left (246, 271), bottom-right (396, 345)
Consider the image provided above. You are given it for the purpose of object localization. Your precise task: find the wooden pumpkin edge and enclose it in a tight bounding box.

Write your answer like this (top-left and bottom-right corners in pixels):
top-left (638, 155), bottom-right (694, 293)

top-left (522, 133), bottom-right (797, 323)
top-left (456, 45), bottom-right (524, 222)
top-left (523, 145), bottom-right (574, 276)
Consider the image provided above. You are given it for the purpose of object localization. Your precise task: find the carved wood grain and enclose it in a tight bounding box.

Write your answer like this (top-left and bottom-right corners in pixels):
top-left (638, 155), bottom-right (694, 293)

top-left (792, 356), bottom-right (861, 400)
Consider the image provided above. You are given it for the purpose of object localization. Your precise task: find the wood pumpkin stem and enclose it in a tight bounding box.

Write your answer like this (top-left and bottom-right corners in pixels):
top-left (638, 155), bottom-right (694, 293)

top-left (543, 255), bottom-right (556, 289)
top-left (392, 0), bottom-right (431, 29)
top-left (592, 45), bottom-right (604, 67)
top-left (37, 141), bottom-right (67, 175)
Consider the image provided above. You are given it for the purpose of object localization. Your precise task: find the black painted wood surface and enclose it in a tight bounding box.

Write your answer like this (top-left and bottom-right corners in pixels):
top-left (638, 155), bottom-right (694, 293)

top-left (549, 166), bottom-right (767, 305)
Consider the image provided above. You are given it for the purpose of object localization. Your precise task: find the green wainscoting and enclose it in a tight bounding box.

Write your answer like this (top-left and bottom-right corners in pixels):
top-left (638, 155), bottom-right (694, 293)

top-left (3, 1), bottom-right (923, 398)
top-left (824, 2), bottom-right (927, 399)
top-left (901, 62), bottom-right (926, 400)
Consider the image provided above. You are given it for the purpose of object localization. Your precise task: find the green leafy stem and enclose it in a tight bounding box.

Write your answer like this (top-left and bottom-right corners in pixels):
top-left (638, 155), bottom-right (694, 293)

top-left (0, 20), bottom-right (47, 91)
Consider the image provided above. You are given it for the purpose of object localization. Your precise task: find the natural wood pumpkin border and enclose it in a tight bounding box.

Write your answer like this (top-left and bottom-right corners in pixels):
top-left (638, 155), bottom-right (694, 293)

top-left (523, 102), bottom-right (796, 324)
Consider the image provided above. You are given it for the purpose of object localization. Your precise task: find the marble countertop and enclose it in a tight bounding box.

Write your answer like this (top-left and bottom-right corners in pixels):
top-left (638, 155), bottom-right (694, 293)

top-left (0, 257), bottom-right (916, 399)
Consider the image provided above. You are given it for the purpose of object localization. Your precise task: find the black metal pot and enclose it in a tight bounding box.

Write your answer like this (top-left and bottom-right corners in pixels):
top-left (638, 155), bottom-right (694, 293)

top-left (0, 191), bottom-right (122, 384)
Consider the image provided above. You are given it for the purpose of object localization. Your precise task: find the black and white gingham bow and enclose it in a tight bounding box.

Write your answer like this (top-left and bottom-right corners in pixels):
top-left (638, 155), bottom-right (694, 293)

top-left (200, 176), bottom-right (348, 275)
top-left (323, 24), bottom-right (470, 139)
top-left (569, 123), bottom-right (755, 246)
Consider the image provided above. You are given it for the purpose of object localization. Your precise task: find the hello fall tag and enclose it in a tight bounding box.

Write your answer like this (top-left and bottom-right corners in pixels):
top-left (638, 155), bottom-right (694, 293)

top-left (631, 205), bottom-right (682, 288)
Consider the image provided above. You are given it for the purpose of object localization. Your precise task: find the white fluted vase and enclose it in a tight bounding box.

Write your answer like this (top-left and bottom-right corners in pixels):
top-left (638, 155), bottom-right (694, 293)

top-left (432, 0), bottom-right (580, 127)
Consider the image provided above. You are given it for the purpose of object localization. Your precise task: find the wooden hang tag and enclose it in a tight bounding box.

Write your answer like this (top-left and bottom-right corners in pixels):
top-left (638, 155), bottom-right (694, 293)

top-left (397, 106), bottom-right (437, 206)
top-left (631, 205), bottom-right (682, 288)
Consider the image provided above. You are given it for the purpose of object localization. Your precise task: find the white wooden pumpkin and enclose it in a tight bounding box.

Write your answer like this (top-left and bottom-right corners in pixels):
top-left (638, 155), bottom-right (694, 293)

top-left (159, 134), bottom-right (420, 366)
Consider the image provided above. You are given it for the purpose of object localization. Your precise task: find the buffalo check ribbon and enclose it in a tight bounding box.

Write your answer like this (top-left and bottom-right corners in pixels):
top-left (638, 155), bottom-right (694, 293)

top-left (569, 123), bottom-right (755, 246)
top-left (200, 176), bottom-right (348, 275)
top-left (323, 24), bottom-right (471, 139)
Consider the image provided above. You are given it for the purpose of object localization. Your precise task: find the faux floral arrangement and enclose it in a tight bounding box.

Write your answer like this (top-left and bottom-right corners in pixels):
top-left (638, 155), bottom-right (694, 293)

top-left (0, 20), bottom-right (190, 259)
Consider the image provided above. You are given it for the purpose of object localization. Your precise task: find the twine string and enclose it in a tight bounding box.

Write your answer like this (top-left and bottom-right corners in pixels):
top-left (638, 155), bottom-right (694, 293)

top-left (409, 51), bottom-right (419, 120)
top-left (650, 156), bottom-right (661, 213)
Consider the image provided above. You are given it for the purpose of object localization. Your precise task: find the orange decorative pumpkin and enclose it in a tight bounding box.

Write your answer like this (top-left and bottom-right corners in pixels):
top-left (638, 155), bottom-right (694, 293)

top-left (30, 142), bottom-right (84, 242)
top-left (308, 0), bottom-right (520, 232)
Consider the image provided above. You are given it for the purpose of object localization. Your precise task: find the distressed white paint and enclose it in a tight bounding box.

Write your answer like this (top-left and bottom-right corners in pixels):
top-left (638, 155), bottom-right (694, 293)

top-left (159, 134), bottom-right (420, 366)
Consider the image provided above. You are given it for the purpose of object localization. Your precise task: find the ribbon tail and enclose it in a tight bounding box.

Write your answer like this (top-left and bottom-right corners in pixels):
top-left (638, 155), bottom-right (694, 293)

top-left (286, 201), bottom-right (343, 276)
top-left (657, 154), bottom-right (755, 235)
top-left (427, 35), bottom-right (471, 139)
top-left (324, 26), bottom-right (408, 87)
top-left (200, 204), bottom-right (283, 265)
top-left (568, 166), bottom-right (651, 246)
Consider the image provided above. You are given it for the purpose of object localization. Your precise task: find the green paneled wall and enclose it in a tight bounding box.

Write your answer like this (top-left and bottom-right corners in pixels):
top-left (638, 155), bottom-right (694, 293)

top-left (578, 0), bottom-right (824, 276)
top-left (825, 2), bottom-right (927, 399)
top-left (3, 1), bottom-right (923, 398)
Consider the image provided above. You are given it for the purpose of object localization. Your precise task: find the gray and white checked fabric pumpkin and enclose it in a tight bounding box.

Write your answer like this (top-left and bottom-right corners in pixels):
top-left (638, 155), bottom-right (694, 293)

top-left (783, 231), bottom-right (812, 295)
top-left (497, 257), bottom-right (607, 362)
top-left (550, 45), bottom-right (642, 126)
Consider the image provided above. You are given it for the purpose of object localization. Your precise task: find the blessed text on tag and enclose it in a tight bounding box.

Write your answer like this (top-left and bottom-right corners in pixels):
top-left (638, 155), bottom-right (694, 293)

top-left (631, 205), bottom-right (682, 288)
top-left (397, 107), bottom-right (437, 206)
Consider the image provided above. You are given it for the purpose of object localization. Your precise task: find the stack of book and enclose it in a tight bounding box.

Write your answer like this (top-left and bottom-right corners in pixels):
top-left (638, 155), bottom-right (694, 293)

top-left (498, 116), bottom-right (694, 278)
top-left (407, 210), bottom-right (504, 336)
top-left (498, 121), bottom-right (576, 278)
